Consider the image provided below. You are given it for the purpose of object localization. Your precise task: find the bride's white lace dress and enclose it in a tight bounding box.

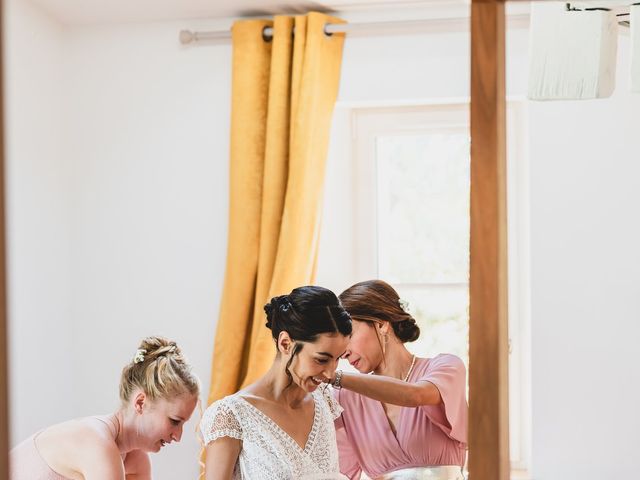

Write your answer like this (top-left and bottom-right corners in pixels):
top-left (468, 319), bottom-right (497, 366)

top-left (200, 386), bottom-right (347, 480)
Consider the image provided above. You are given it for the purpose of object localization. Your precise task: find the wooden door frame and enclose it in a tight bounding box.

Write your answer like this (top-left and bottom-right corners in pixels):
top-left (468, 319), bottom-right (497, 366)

top-left (1, 0), bottom-right (9, 476)
top-left (469, 1), bottom-right (510, 480)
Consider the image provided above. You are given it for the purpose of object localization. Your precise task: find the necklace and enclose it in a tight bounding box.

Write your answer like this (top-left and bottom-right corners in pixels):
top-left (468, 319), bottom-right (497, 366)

top-left (402, 355), bottom-right (417, 382)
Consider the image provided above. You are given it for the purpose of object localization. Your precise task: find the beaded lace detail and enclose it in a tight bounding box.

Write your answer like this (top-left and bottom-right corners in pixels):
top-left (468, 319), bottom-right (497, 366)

top-left (200, 386), bottom-right (346, 479)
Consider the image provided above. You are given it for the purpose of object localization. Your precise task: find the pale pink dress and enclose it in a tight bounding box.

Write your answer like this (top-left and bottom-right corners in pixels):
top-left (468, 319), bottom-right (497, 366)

top-left (10, 433), bottom-right (71, 480)
top-left (10, 416), bottom-right (122, 480)
top-left (335, 354), bottom-right (468, 479)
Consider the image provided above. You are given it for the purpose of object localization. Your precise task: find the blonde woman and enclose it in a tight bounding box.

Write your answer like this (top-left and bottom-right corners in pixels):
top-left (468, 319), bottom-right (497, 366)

top-left (10, 336), bottom-right (200, 480)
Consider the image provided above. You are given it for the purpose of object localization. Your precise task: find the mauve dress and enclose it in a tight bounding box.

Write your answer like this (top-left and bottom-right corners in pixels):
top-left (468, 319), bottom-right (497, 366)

top-left (335, 354), bottom-right (468, 479)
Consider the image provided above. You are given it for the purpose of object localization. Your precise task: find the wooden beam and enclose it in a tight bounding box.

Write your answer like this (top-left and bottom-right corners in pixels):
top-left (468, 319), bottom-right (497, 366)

top-left (469, 1), bottom-right (510, 480)
top-left (0, 0), bottom-right (8, 477)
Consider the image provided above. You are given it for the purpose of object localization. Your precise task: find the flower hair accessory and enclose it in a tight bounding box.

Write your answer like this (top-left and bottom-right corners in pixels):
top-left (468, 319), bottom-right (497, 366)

top-left (133, 349), bottom-right (147, 364)
top-left (398, 298), bottom-right (411, 314)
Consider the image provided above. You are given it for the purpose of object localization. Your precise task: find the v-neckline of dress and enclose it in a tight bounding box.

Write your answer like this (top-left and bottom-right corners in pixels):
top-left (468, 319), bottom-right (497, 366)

top-left (238, 392), bottom-right (320, 454)
top-left (375, 359), bottom-right (421, 451)
top-left (377, 399), bottom-right (406, 451)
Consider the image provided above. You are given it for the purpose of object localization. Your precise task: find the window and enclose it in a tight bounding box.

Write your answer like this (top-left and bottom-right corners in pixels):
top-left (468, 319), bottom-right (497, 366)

top-left (375, 117), bottom-right (471, 364)
top-left (330, 101), bottom-right (530, 476)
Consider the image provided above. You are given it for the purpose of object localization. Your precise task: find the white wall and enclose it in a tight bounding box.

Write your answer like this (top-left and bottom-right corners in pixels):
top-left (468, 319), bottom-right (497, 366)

top-left (528, 34), bottom-right (640, 479)
top-left (63, 20), bottom-right (232, 478)
top-left (6, 2), bottom-right (640, 479)
top-left (5, 0), bottom-right (75, 443)
top-left (6, 3), bottom-right (233, 478)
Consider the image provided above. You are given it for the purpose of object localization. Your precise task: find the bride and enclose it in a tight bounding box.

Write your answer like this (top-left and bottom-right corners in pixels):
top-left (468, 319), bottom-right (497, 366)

top-left (200, 286), bottom-right (352, 480)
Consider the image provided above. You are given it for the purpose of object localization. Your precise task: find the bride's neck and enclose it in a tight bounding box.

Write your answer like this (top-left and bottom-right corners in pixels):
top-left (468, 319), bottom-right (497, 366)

top-left (261, 357), bottom-right (308, 409)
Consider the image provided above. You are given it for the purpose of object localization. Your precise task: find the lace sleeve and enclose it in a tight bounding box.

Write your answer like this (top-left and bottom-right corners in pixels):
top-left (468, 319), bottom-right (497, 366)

top-left (320, 386), bottom-right (344, 421)
top-left (200, 398), bottom-right (243, 445)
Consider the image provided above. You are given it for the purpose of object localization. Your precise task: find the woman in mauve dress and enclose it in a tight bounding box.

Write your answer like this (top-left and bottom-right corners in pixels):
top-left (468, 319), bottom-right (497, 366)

top-left (330, 280), bottom-right (468, 480)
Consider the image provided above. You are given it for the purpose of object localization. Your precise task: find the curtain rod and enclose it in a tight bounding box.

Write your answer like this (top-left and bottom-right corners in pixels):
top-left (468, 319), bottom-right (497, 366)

top-left (178, 18), bottom-right (479, 44)
top-left (179, 5), bottom-right (635, 45)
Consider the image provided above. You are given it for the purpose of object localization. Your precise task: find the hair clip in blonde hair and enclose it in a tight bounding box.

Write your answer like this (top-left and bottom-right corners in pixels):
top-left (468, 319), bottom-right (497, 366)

top-left (398, 298), bottom-right (411, 314)
top-left (133, 349), bottom-right (147, 364)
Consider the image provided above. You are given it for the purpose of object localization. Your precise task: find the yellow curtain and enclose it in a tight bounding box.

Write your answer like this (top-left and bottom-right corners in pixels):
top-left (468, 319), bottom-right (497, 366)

top-left (207, 12), bottom-right (346, 405)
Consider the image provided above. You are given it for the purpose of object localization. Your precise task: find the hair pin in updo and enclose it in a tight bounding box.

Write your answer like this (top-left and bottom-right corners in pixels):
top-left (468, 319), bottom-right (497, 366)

top-left (398, 298), bottom-right (411, 314)
top-left (279, 298), bottom-right (293, 312)
top-left (133, 349), bottom-right (147, 364)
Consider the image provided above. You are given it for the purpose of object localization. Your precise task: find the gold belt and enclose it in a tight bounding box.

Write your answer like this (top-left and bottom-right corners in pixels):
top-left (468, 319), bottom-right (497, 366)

top-left (375, 466), bottom-right (465, 480)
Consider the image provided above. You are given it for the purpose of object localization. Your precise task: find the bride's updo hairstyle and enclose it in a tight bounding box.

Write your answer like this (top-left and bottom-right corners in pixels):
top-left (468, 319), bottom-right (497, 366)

top-left (264, 286), bottom-right (352, 385)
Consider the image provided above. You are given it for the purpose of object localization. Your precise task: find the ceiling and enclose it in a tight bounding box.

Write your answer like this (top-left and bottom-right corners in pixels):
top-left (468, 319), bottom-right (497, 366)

top-left (27, 0), bottom-right (467, 26)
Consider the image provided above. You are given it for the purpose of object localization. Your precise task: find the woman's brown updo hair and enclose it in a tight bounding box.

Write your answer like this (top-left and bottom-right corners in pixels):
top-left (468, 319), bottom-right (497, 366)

top-left (339, 280), bottom-right (420, 343)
